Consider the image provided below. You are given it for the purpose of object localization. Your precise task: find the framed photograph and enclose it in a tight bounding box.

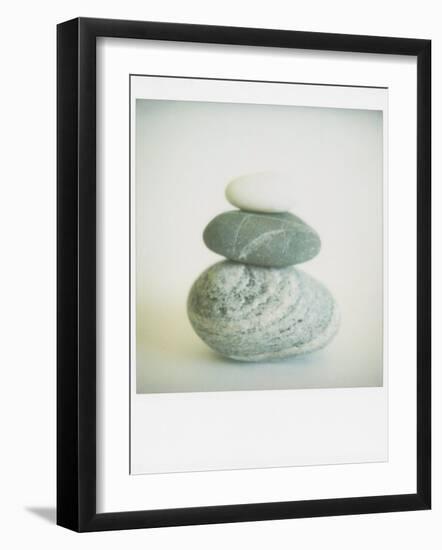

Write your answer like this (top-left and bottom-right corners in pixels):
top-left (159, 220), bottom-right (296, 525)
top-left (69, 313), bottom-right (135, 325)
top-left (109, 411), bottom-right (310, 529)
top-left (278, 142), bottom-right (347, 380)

top-left (57, 17), bottom-right (431, 531)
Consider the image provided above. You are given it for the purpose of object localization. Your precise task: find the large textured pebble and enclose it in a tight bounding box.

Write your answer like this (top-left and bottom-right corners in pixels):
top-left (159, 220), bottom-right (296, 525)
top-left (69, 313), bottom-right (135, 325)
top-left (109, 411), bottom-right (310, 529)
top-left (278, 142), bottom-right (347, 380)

top-left (225, 172), bottom-right (296, 213)
top-left (203, 210), bottom-right (320, 267)
top-left (188, 261), bottom-right (339, 362)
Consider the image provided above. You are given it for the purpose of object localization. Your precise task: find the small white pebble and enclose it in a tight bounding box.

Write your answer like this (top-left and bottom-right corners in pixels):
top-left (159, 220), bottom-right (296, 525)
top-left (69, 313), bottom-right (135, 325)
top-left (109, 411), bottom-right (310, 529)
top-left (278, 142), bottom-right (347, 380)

top-left (225, 172), bottom-right (296, 213)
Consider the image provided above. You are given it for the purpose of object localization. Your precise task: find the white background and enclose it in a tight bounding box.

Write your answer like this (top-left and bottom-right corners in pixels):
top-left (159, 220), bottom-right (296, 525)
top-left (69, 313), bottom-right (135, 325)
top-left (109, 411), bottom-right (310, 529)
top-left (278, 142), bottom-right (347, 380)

top-left (0, 1), bottom-right (440, 549)
top-left (99, 36), bottom-right (407, 505)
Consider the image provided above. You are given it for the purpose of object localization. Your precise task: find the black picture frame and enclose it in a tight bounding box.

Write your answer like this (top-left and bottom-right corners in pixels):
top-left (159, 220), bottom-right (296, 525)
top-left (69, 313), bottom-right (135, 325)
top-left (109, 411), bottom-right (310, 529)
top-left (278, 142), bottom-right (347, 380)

top-left (57, 17), bottom-right (431, 532)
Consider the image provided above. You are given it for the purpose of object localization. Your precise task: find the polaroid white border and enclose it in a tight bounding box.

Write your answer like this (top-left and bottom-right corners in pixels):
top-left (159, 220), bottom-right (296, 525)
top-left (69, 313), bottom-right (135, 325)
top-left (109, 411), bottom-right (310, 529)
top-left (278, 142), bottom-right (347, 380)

top-left (129, 75), bottom-right (388, 475)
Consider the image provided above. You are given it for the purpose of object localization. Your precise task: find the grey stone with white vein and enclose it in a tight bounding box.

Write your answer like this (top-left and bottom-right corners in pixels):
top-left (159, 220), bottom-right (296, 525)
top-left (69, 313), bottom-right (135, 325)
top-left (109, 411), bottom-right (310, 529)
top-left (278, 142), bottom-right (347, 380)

top-left (203, 210), bottom-right (320, 267)
top-left (187, 261), bottom-right (339, 361)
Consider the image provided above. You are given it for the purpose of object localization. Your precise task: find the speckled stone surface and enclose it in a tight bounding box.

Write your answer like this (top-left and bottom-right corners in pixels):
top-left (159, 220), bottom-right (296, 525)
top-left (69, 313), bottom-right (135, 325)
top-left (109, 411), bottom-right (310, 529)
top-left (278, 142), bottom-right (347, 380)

top-left (203, 211), bottom-right (321, 267)
top-left (187, 261), bottom-right (339, 361)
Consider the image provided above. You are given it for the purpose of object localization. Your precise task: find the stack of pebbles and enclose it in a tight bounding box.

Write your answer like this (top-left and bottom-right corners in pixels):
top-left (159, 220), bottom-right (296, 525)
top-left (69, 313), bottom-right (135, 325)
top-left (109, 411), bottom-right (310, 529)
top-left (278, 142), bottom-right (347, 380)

top-left (187, 173), bottom-right (339, 362)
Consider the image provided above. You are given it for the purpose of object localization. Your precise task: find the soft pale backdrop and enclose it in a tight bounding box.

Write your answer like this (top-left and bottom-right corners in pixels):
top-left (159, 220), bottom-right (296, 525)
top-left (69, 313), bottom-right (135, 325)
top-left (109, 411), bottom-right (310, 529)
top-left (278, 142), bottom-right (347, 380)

top-left (135, 98), bottom-right (384, 392)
